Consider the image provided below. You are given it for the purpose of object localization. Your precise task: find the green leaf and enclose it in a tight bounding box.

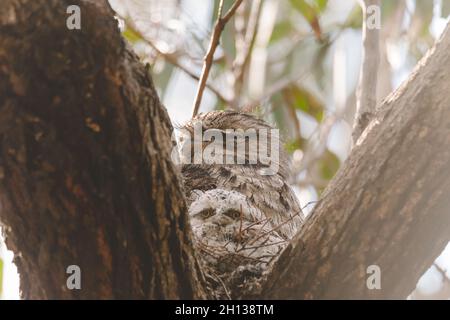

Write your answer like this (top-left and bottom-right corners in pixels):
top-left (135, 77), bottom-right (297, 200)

top-left (270, 20), bottom-right (293, 44)
top-left (307, 149), bottom-right (340, 195)
top-left (289, 0), bottom-right (327, 24)
top-left (287, 86), bottom-right (324, 122)
top-left (285, 138), bottom-right (307, 154)
top-left (290, 0), bottom-right (324, 40)
top-left (343, 4), bottom-right (363, 29)
top-left (290, 0), bottom-right (316, 22)
top-left (317, 149), bottom-right (340, 180)
top-left (122, 27), bottom-right (143, 44)
top-left (315, 0), bottom-right (328, 12)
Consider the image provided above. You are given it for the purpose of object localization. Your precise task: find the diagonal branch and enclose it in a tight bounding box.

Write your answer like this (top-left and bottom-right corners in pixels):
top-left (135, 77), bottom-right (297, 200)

top-left (263, 22), bottom-right (450, 299)
top-left (191, 0), bottom-right (244, 117)
top-left (117, 14), bottom-right (231, 105)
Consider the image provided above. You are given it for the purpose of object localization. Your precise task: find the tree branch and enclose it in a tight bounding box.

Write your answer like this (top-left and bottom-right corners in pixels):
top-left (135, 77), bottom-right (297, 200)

top-left (353, 0), bottom-right (381, 143)
top-left (117, 14), bottom-right (232, 105)
top-left (232, 0), bottom-right (262, 107)
top-left (191, 0), bottom-right (244, 117)
top-left (2, 0), bottom-right (450, 302)
top-left (263, 22), bottom-right (450, 299)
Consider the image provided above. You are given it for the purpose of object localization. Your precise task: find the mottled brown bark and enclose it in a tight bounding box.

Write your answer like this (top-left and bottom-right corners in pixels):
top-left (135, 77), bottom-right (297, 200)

top-left (263, 24), bottom-right (450, 299)
top-left (0, 0), bottom-right (205, 299)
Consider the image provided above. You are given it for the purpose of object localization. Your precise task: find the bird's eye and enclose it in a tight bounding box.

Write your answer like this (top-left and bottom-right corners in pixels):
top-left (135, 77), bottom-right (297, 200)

top-left (198, 208), bottom-right (215, 219)
top-left (223, 209), bottom-right (241, 219)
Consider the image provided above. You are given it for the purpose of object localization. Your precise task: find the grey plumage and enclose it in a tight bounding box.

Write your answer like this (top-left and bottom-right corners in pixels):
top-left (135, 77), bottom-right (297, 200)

top-left (179, 110), bottom-right (303, 297)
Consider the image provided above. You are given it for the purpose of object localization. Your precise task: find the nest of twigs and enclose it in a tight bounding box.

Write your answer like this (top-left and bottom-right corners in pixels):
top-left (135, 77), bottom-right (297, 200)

top-left (195, 222), bottom-right (287, 299)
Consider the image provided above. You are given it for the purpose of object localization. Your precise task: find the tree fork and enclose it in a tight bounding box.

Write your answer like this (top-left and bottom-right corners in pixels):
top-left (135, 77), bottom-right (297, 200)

top-left (1, 0), bottom-right (450, 300)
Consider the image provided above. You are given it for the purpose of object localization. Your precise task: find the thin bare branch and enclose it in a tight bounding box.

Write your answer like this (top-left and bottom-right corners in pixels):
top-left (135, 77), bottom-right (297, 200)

top-left (242, 73), bottom-right (309, 113)
top-left (117, 14), bottom-right (231, 105)
top-left (242, 33), bottom-right (340, 113)
top-left (232, 0), bottom-right (262, 106)
top-left (191, 0), bottom-right (244, 117)
top-left (353, 0), bottom-right (380, 143)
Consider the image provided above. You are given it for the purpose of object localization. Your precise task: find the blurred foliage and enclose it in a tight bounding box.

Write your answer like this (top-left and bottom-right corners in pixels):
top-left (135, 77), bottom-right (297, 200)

top-left (283, 85), bottom-right (324, 122)
top-left (270, 20), bottom-right (293, 44)
top-left (444, 1), bottom-right (450, 17)
top-left (314, 150), bottom-right (340, 182)
top-left (113, 0), bottom-right (447, 195)
top-left (122, 27), bottom-right (143, 43)
top-left (290, 0), bottom-right (327, 39)
top-left (285, 137), bottom-right (307, 154)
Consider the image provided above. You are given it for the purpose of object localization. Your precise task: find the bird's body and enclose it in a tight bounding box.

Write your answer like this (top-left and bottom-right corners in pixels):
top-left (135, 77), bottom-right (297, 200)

top-left (179, 111), bottom-right (303, 298)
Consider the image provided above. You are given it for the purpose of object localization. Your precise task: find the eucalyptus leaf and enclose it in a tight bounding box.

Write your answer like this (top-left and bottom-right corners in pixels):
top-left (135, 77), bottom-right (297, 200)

top-left (287, 86), bottom-right (324, 122)
top-left (122, 27), bottom-right (143, 44)
top-left (318, 149), bottom-right (340, 181)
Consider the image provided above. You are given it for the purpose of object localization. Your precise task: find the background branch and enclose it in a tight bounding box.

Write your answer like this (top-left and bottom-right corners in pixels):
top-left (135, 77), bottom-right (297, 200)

top-left (191, 0), bottom-right (244, 117)
top-left (1, 0), bottom-right (449, 301)
top-left (232, 0), bottom-right (262, 107)
top-left (118, 14), bottom-right (232, 105)
top-left (353, 0), bottom-right (381, 143)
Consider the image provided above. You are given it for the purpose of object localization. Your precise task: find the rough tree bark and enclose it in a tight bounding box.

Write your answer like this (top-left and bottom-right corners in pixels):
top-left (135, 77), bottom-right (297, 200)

top-left (263, 24), bottom-right (450, 299)
top-left (0, 0), bottom-right (205, 299)
top-left (0, 0), bottom-right (450, 300)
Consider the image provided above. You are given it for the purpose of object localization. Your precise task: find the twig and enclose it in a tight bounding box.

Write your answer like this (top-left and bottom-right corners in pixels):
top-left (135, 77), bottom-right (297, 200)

top-left (149, 44), bottom-right (229, 103)
top-left (352, 0), bottom-right (380, 143)
top-left (238, 217), bottom-right (271, 234)
top-left (232, 0), bottom-right (262, 107)
top-left (117, 13), bottom-right (231, 104)
top-left (242, 32), bottom-right (340, 113)
top-left (191, 0), bottom-right (244, 117)
top-left (237, 218), bottom-right (272, 251)
top-left (214, 273), bottom-right (232, 300)
top-left (237, 204), bottom-right (243, 242)
top-left (239, 239), bottom-right (287, 251)
top-left (434, 263), bottom-right (450, 284)
top-left (245, 211), bottom-right (304, 247)
top-left (301, 200), bottom-right (319, 210)
top-left (242, 73), bottom-right (309, 113)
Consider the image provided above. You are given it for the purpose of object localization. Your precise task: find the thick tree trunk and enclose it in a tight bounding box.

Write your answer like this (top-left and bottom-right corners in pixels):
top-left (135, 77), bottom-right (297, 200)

top-left (1, 0), bottom-right (450, 300)
top-left (263, 24), bottom-right (450, 299)
top-left (0, 0), bottom-right (205, 299)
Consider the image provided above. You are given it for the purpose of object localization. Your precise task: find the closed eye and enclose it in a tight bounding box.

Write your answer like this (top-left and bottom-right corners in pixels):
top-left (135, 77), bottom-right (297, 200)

top-left (223, 209), bottom-right (241, 220)
top-left (197, 208), bottom-right (215, 219)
